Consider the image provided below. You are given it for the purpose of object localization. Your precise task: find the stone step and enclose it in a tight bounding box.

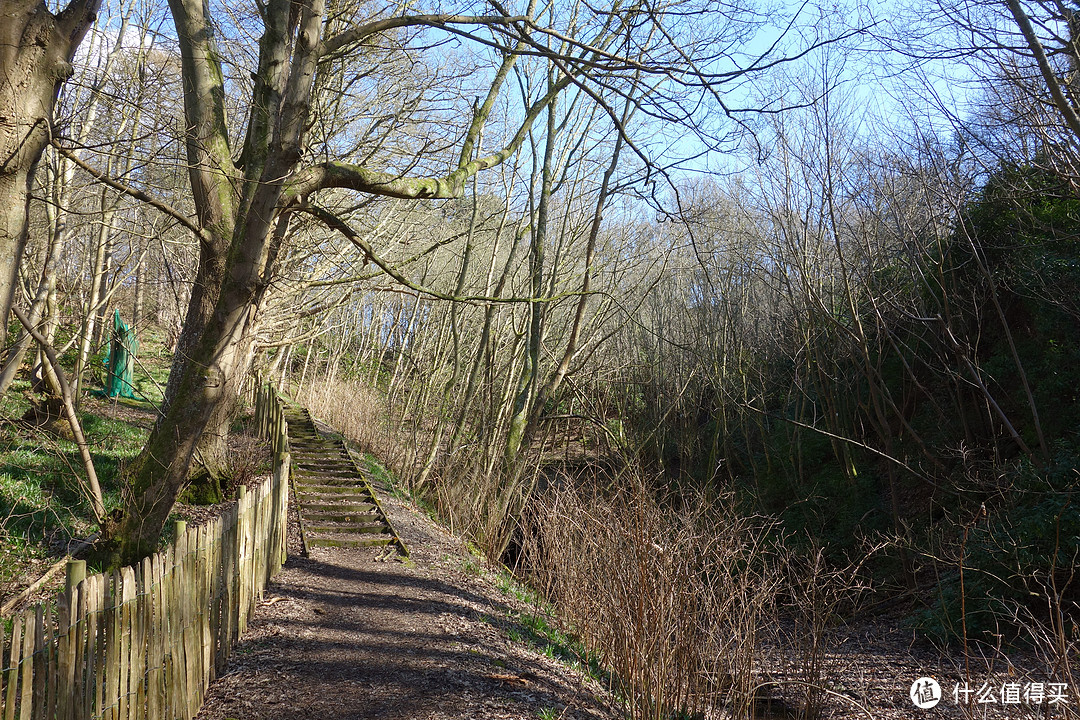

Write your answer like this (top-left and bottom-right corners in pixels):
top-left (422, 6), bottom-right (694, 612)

top-left (295, 474), bottom-right (360, 483)
top-left (296, 482), bottom-right (366, 493)
top-left (296, 493), bottom-right (373, 505)
top-left (306, 536), bottom-right (395, 549)
top-left (293, 461), bottom-right (355, 468)
top-left (299, 508), bottom-right (378, 519)
top-left (296, 492), bottom-right (372, 504)
top-left (292, 478), bottom-right (358, 487)
top-left (295, 468), bottom-right (358, 479)
top-left (294, 462), bottom-right (356, 471)
top-left (301, 502), bottom-right (378, 513)
top-left (305, 523), bottom-right (387, 534)
top-left (303, 511), bottom-right (380, 523)
top-left (296, 489), bottom-right (369, 499)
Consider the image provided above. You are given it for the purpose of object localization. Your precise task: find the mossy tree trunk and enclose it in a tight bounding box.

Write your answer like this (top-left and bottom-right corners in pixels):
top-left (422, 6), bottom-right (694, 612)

top-left (113, 0), bottom-right (571, 562)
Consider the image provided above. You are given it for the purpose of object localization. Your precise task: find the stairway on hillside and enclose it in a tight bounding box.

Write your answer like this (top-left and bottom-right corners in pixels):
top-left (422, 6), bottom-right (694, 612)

top-left (283, 406), bottom-right (408, 557)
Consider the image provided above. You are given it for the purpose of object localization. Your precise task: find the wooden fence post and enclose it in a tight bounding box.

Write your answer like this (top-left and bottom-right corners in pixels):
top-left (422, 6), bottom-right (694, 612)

top-left (65, 561), bottom-right (86, 602)
top-left (4, 611), bottom-right (21, 720)
top-left (57, 560), bottom-right (84, 720)
top-left (258, 380), bottom-right (268, 439)
top-left (1, 383), bottom-right (294, 720)
top-left (18, 607), bottom-right (34, 719)
top-left (275, 451), bottom-right (290, 569)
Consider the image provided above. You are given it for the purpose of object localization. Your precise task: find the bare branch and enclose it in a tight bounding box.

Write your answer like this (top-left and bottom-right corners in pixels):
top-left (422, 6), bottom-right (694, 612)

top-left (53, 142), bottom-right (206, 240)
top-left (321, 13), bottom-right (530, 57)
top-left (1005, 0), bottom-right (1080, 141)
top-left (289, 74), bottom-right (571, 198)
top-left (12, 306), bottom-right (106, 525)
top-left (298, 203), bottom-right (595, 305)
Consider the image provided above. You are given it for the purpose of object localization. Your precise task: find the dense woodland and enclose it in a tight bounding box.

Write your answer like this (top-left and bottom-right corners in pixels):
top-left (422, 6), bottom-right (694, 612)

top-left (2, 0), bottom-right (1080, 715)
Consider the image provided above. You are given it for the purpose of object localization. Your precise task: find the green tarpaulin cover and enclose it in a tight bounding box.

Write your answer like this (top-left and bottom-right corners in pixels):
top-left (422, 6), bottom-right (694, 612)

top-left (104, 309), bottom-right (139, 399)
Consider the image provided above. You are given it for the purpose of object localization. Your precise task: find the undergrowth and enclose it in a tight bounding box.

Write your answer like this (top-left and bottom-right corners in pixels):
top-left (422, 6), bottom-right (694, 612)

top-left (0, 328), bottom-right (170, 599)
top-left (461, 538), bottom-right (609, 689)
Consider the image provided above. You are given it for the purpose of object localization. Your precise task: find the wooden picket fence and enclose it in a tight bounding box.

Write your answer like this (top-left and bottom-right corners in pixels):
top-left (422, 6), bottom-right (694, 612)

top-left (254, 373), bottom-right (288, 455)
top-left (0, 383), bottom-right (291, 720)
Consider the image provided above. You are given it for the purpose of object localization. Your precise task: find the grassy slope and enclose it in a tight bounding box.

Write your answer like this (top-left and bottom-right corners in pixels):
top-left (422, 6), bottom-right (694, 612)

top-left (0, 328), bottom-right (170, 600)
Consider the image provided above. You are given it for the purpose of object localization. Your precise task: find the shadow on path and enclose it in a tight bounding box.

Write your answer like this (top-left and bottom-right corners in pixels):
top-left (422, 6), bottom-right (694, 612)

top-left (196, 535), bottom-right (613, 720)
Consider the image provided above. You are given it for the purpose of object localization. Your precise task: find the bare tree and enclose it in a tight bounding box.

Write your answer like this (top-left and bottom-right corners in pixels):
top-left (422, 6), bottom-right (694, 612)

top-left (0, 0), bottom-right (102, 351)
top-left (18, 0), bottom-right (859, 562)
top-left (105, 0), bottom-right (614, 559)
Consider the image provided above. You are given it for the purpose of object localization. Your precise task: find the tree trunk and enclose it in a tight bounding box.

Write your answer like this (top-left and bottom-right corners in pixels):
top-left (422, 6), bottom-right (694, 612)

top-left (73, 185), bottom-right (122, 400)
top-left (160, 241), bottom-right (226, 412)
top-left (0, 0), bottom-right (102, 351)
top-left (0, 168), bottom-right (37, 351)
top-left (505, 96), bottom-right (557, 471)
top-left (116, 281), bottom-right (258, 559)
top-left (0, 196), bottom-right (64, 396)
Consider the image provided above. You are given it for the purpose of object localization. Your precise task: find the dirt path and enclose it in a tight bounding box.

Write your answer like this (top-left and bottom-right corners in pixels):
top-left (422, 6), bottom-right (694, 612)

top-left (195, 485), bottom-right (616, 720)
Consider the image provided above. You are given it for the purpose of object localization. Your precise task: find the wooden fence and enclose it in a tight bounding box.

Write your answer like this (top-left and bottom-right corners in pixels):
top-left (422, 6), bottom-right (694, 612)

top-left (254, 373), bottom-right (288, 455)
top-left (0, 383), bottom-right (291, 720)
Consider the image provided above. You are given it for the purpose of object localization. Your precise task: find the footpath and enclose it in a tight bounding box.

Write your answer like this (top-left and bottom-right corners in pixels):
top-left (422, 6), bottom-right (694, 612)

top-left (194, 459), bottom-right (615, 720)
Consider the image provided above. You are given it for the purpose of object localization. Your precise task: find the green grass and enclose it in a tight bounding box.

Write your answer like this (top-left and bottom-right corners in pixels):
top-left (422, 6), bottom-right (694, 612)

top-left (0, 328), bottom-right (169, 593)
top-left (504, 605), bottom-right (607, 684)
top-left (361, 452), bottom-right (443, 522)
top-left (0, 388), bottom-right (149, 538)
top-left (483, 562), bottom-right (608, 686)
top-left (461, 555), bottom-right (481, 576)
top-left (0, 533), bottom-right (47, 593)
top-left (362, 453), bottom-right (402, 493)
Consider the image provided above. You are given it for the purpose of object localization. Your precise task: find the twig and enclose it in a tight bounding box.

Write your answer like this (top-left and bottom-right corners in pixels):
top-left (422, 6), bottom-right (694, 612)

top-left (0, 533), bottom-right (98, 617)
top-left (12, 306), bottom-right (107, 524)
top-left (758, 680), bottom-right (876, 720)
